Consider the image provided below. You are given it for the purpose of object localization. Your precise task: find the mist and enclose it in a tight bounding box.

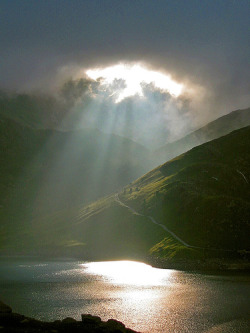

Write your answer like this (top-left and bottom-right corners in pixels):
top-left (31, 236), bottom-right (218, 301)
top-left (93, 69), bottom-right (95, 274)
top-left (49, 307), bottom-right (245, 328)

top-left (58, 76), bottom-right (195, 148)
top-left (0, 0), bottom-right (249, 135)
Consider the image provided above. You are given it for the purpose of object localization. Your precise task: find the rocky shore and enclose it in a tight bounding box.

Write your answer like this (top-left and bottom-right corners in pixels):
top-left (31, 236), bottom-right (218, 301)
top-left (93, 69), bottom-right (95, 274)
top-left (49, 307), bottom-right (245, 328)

top-left (0, 301), bottom-right (139, 333)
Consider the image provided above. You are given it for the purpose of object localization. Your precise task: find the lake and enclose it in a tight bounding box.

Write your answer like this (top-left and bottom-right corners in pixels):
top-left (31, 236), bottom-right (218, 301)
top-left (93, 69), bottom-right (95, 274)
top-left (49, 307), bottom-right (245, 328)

top-left (0, 258), bottom-right (249, 332)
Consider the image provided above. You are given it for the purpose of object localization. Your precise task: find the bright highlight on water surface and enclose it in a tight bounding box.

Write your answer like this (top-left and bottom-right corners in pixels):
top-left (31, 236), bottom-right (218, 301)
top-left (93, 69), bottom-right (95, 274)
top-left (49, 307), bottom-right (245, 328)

top-left (86, 64), bottom-right (183, 102)
top-left (82, 260), bottom-right (173, 286)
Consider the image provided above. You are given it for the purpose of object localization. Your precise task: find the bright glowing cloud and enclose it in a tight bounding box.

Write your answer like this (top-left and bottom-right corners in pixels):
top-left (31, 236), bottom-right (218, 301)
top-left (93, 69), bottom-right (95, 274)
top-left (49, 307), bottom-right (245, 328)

top-left (86, 64), bottom-right (183, 103)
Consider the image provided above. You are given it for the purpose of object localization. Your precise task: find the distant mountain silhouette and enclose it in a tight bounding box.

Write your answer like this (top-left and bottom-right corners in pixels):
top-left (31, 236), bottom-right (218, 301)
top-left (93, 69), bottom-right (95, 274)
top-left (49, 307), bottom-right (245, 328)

top-left (154, 107), bottom-right (250, 164)
top-left (0, 91), bottom-right (65, 129)
top-left (0, 115), bottom-right (152, 243)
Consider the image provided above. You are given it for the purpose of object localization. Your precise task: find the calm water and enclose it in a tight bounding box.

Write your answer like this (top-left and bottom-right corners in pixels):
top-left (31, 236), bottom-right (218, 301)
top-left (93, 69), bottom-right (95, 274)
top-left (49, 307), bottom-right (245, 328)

top-left (0, 258), bottom-right (249, 333)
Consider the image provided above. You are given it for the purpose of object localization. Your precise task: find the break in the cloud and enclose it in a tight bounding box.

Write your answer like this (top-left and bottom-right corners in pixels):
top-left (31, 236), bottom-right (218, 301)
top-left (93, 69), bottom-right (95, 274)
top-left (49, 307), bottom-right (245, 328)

top-left (56, 72), bottom-right (194, 148)
top-left (85, 64), bottom-right (183, 102)
top-left (0, 0), bottom-right (249, 135)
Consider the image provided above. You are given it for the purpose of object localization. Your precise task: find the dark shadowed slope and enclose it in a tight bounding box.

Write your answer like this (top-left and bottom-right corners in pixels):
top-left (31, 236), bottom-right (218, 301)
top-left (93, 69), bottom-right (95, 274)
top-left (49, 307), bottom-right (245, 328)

top-left (154, 107), bottom-right (250, 164)
top-left (0, 92), bottom-right (65, 129)
top-left (0, 115), bottom-right (153, 237)
top-left (1, 126), bottom-right (249, 264)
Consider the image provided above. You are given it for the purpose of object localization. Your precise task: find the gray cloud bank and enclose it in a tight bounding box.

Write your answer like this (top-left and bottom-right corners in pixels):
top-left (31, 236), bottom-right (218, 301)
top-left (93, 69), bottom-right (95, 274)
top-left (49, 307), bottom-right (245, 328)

top-left (0, 0), bottom-right (249, 143)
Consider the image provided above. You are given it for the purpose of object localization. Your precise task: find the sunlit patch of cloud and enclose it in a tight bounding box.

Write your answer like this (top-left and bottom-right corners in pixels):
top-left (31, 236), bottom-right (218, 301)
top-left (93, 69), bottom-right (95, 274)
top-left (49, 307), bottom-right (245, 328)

top-left (54, 63), bottom-right (208, 148)
top-left (86, 63), bottom-right (184, 103)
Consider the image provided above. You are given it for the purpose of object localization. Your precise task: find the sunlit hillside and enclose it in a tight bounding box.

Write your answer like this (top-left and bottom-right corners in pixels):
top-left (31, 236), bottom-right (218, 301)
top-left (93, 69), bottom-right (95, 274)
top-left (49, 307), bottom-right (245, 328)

top-left (122, 126), bottom-right (250, 253)
top-left (1, 126), bottom-right (249, 264)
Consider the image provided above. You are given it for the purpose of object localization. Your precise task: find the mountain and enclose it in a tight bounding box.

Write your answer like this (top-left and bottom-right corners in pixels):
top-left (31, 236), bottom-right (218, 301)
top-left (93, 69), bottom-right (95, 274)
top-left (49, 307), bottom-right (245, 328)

top-left (0, 115), bottom-right (153, 235)
top-left (124, 126), bottom-right (250, 255)
top-left (2, 126), bottom-right (249, 265)
top-left (0, 91), bottom-right (66, 129)
top-left (154, 107), bottom-right (250, 164)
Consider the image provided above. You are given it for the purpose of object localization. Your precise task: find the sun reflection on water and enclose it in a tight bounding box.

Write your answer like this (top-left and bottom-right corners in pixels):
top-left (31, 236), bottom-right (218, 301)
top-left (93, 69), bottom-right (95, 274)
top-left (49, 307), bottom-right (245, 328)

top-left (82, 260), bottom-right (173, 287)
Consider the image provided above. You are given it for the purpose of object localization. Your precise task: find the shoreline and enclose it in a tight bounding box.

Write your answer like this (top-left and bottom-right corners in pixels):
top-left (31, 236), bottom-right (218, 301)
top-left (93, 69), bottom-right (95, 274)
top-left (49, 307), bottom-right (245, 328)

top-left (0, 301), bottom-right (139, 333)
top-left (1, 253), bottom-right (250, 273)
top-left (1, 258), bottom-right (249, 332)
top-left (145, 256), bottom-right (250, 272)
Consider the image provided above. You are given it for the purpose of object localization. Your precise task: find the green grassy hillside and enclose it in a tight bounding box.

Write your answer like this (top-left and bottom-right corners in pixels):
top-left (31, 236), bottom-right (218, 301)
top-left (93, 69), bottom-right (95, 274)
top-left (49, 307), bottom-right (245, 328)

top-left (155, 107), bottom-right (250, 164)
top-left (122, 126), bottom-right (250, 249)
top-left (1, 126), bottom-right (249, 265)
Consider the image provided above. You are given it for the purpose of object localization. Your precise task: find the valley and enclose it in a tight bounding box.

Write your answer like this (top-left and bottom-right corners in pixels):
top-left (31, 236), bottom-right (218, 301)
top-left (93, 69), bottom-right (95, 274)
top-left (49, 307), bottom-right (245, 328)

top-left (1, 113), bottom-right (249, 268)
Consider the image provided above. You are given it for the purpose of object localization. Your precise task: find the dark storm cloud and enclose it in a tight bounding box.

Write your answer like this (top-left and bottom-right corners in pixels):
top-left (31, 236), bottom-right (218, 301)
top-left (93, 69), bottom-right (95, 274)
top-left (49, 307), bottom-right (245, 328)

top-left (0, 0), bottom-right (249, 116)
top-left (59, 77), bottom-right (100, 106)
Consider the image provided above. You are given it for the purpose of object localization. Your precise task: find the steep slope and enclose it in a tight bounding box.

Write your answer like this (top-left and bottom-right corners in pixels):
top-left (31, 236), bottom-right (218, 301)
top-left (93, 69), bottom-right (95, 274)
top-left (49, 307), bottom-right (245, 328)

top-left (1, 126), bottom-right (249, 264)
top-left (154, 107), bottom-right (250, 164)
top-left (121, 126), bottom-right (250, 256)
top-left (0, 115), bottom-right (153, 231)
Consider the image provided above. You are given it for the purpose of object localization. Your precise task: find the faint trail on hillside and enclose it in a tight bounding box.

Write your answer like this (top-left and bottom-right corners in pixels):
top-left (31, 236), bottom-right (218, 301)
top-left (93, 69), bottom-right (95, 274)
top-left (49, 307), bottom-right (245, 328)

top-left (114, 194), bottom-right (236, 252)
top-left (237, 170), bottom-right (249, 184)
top-left (114, 193), bottom-right (191, 247)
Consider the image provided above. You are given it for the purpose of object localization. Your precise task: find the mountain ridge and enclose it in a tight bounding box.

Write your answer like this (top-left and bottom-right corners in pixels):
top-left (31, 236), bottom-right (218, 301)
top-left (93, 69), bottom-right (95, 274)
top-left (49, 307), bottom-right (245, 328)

top-left (154, 107), bottom-right (250, 164)
top-left (0, 115), bottom-right (152, 228)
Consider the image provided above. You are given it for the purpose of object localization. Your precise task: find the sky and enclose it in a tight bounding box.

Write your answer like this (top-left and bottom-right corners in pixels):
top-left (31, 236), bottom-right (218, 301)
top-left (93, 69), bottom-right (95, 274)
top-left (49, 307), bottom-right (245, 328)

top-left (0, 0), bottom-right (249, 146)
